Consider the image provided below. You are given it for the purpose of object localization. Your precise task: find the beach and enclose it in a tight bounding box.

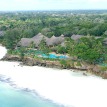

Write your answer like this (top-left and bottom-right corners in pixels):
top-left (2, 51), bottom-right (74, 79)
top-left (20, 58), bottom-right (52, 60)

top-left (0, 45), bottom-right (107, 107)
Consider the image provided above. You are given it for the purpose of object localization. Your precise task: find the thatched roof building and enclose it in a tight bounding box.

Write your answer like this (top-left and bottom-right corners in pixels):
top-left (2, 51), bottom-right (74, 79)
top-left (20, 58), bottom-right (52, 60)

top-left (32, 33), bottom-right (48, 40)
top-left (18, 33), bottom-right (47, 47)
top-left (18, 33), bottom-right (65, 47)
top-left (46, 35), bottom-right (65, 46)
top-left (71, 34), bottom-right (83, 40)
top-left (17, 38), bottom-right (33, 47)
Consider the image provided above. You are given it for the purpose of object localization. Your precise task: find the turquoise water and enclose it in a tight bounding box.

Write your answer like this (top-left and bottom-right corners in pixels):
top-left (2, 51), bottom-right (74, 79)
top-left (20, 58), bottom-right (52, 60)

top-left (14, 49), bottom-right (67, 59)
top-left (42, 54), bottom-right (67, 59)
top-left (0, 82), bottom-right (63, 107)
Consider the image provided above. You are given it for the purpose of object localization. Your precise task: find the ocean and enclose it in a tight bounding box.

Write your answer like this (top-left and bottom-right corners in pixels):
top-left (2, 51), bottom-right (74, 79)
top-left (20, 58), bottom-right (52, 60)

top-left (0, 82), bottom-right (62, 107)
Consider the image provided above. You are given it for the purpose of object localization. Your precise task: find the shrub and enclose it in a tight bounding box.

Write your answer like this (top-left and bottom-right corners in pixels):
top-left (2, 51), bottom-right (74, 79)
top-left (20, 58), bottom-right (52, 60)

top-left (100, 66), bottom-right (107, 72)
top-left (60, 59), bottom-right (71, 68)
top-left (76, 61), bottom-right (82, 66)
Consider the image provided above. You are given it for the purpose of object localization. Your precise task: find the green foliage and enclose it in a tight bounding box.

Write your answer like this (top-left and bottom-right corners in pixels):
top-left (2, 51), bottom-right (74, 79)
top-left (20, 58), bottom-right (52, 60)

top-left (76, 61), bottom-right (82, 66)
top-left (0, 36), bottom-right (4, 43)
top-left (4, 28), bottom-right (22, 49)
top-left (29, 41), bottom-right (35, 48)
top-left (65, 38), bottom-right (75, 55)
top-left (1, 11), bottom-right (107, 41)
top-left (60, 60), bottom-right (68, 68)
top-left (60, 60), bottom-right (71, 68)
top-left (1, 11), bottom-right (107, 65)
top-left (66, 36), bottom-right (106, 64)
top-left (100, 66), bottom-right (107, 72)
top-left (19, 47), bottom-right (26, 60)
top-left (38, 38), bottom-right (50, 54)
top-left (7, 49), bottom-right (13, 54)
top-left (56, 45), bottom-right (67, 54)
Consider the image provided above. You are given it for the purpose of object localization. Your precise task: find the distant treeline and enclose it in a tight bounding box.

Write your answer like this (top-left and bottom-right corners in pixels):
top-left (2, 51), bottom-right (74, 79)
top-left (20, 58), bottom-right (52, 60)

top-left (1, 10), bottom-right (107, 37)
top-left (0, 10), bottom-right (107, 48)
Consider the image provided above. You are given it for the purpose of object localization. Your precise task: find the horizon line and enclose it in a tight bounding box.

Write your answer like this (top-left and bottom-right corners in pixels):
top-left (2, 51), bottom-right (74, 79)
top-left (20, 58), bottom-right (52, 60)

top-left (0, 9), bottom-right (107, 12)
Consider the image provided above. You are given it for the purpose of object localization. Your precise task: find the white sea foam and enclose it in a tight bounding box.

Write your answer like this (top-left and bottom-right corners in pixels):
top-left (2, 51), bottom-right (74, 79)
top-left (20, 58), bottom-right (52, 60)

top-left (0, 45), bottom-right (107, 107)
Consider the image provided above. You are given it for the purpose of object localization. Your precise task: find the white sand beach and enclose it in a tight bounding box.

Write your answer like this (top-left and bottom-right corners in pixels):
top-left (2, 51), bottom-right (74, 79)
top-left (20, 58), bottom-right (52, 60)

top-left (0, 45), bottom-right (107, 107)
top-left (0, 45), bottom-right (7, 59)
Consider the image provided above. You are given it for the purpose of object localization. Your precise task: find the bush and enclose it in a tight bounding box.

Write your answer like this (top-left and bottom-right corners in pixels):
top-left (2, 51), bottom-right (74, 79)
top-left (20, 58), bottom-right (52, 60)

top-left (76, 61), bottom-right (82, 66)
top-left (60, 59), bottom-right (71, 68)
top-left (100, 66), bottom-right (107, 71)
top-left (7, 49), bottom-right (13, 54)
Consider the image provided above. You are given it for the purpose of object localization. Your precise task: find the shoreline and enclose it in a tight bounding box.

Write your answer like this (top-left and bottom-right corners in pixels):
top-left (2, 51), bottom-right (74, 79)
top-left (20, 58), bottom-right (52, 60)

top-left (2, 53), bottom-right (107, 79)
top-left (1, 43), bottom-right (107, 79)
top-left (1, 45), bottom-right (107, 107)
top-left (0, 60), bottom-right (106, 107)
top-left (0, 61), bottom-right (78, 107)
top-left (0, 77), bottom-right (65, 107)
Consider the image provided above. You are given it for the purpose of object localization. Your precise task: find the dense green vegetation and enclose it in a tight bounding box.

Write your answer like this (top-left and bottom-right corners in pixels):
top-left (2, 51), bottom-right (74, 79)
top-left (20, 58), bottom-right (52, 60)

top-left (1, 10), bottom-right (107, 66)
top-left (65, 36), bottom-right (106, 64)
top-left (0, 12), bottom-right (106, 36)
top-left (1, 11), bottom-right (107, 38)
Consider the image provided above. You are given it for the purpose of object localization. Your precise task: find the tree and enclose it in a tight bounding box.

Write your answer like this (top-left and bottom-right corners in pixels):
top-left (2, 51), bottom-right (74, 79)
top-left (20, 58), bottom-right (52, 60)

top-left (56, 45), bottom-right (67, 54)
top-left (29, 41), bottom-right (35, 48)
top-left (4, 28), bottom-right (22, 49)
top-left (19, 47), bottom-right (26, 60)
top-left (65, 38), bottom-right (75, 55)
top-left (71, 37), bottom-right (104, 64)
top-left (39, 38), bottom-right (50, 54)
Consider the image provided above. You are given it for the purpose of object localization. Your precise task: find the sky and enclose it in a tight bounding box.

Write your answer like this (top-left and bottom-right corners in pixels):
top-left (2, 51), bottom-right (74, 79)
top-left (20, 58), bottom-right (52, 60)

top-left (0, 0), bottom-right (107, 11)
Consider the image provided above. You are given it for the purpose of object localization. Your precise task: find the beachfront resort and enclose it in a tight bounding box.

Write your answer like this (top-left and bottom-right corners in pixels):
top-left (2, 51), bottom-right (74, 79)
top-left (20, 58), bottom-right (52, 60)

top-left (1, 10), bottom-right (107, 107)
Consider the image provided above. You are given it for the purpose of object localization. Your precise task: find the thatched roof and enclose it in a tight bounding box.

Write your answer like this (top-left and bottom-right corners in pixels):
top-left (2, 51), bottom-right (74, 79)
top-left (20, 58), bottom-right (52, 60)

top-left (61, 41), bottom-right (65, 47)
top-left (71, 34), bottom-right (83, 40)
top-left (60, 34), bottom-right (64, 37)
top-left (32, 33), bottom-right (48, 40)
top-left (18, 33), bottom-right (65, 47)
top-left (32, 33), bottom-right (48, 46)
top-left (46, 35), bottom-right (65, 46)
top-left (18, 33), bottom-right (48, 47)
top-left (17, 38), bottom-right (33, 47)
